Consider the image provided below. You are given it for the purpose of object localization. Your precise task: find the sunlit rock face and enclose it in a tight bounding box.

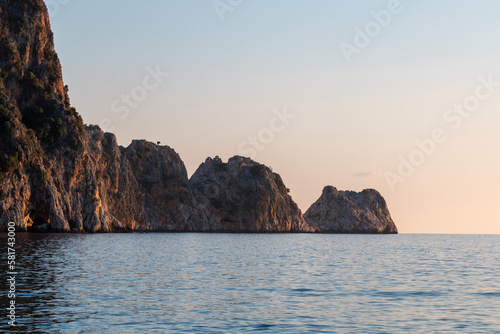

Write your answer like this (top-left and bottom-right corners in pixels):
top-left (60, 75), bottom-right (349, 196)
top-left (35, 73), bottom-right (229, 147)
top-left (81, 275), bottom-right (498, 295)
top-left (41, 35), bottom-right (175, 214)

top-left (0, 0), bottom-right (102, 232)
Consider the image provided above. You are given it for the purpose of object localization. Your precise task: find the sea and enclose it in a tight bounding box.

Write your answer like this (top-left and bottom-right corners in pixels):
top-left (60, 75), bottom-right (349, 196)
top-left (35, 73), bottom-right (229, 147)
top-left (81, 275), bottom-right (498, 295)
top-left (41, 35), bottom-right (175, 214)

top-left (1, 233), bottom-right (499, 333)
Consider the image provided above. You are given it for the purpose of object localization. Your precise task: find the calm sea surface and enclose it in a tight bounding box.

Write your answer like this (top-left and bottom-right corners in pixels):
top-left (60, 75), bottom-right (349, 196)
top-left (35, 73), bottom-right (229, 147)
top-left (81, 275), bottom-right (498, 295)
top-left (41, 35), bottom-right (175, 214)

top-left (1, 233), bottom-right (499, 333)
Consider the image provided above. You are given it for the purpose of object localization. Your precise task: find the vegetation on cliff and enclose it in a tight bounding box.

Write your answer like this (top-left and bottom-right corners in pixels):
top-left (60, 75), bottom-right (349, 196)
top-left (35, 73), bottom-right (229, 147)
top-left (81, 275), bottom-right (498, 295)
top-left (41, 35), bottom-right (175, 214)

top-left (0, 0), bottom-right (397, 234)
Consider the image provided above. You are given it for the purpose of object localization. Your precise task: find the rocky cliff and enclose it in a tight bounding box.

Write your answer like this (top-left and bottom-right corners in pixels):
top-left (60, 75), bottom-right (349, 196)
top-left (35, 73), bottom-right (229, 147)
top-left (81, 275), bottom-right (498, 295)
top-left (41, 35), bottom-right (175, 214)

top-left (190, 156), bottom-right (315, 232)
top-left (0, 0), bottom-right (397, 234)
top-left (304, 186), bottom-right (398, 234)
top-left (0, 0), bottom-right (204, 232)
top-left (0, 0), bottom-right (310, 233)
top-left (0, 0), bottom-right (103, 232)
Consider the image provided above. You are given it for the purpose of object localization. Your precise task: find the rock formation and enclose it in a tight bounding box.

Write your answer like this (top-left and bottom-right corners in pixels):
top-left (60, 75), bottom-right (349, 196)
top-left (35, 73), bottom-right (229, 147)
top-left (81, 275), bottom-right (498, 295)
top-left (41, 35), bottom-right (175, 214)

top-left (0, 0), bottom-right (311, 233)
top-left (0, 0), bottom-right (209, 232)
top-left (0, 0), bottom-right (397, 234)
top-left (0, 0), bottom-right (101, 232)
top-left (190, 156), bottom-right (315, 232)
top-left (304, 186), bottom-right (398, 234)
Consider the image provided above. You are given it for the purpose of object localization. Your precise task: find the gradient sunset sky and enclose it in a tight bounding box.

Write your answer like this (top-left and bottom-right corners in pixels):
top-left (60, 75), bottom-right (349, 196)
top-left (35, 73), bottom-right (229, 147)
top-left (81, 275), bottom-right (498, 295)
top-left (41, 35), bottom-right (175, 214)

top-left (47, 0), bottom-right (500, 234)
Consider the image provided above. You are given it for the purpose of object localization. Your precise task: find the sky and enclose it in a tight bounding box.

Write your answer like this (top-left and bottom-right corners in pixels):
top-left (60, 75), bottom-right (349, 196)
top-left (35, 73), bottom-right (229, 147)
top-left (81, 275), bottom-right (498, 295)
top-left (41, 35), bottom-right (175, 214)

top-left (46, 0), bottom-right (500, 234)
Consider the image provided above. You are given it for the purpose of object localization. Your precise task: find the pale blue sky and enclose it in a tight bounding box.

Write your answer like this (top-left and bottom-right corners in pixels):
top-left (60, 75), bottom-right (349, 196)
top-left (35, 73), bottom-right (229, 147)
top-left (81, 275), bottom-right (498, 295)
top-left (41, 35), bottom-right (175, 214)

top-left (48, 0), bottom-right (500, 233)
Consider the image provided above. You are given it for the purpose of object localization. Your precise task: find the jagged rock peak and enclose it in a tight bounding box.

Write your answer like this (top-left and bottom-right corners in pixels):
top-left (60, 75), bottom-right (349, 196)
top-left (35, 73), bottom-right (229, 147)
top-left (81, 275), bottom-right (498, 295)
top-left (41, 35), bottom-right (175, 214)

top-left (204, 155), bottom-right (223, 164)
top-left (322, 186), bottom-right (338, 194)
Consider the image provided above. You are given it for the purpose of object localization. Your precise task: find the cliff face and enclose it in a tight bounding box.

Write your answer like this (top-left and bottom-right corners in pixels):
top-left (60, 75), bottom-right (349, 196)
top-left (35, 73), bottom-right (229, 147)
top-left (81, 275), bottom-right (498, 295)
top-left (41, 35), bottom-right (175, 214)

top-left (304, 186), bottom-right (398, 234)
top-left (190, 156), bottom-right (315, 232)
top-left (0, 0), bottom-right (101, 232)
top-left (0, 0), bottom-right (208, 232)
top-left (0, 0), bottom-right (397, 234)
top-left (118, 139), bottom-right (209, 231)
top-left (84, 128), bottom-right (210, 232)
top-left (0, 0), bottom-right (312, 233)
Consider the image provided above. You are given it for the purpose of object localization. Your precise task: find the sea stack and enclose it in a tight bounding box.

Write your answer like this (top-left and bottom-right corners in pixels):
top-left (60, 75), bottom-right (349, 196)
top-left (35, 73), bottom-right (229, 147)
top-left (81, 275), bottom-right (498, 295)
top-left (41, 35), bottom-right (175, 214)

top-left (304, 186), bottom-right (398, 234)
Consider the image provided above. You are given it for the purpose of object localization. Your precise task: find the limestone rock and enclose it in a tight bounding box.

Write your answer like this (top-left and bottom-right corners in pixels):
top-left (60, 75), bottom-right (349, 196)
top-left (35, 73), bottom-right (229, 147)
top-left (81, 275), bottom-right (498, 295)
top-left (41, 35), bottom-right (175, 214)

top-left (0, 0), bottom-right (397, 235)
top-left (190, 156), bottom-right (315, 232)
top-left (0, 0), bottom-right (102, 232)
top-left (0, 0), bottom-right (211, 233)
top-left (119, 139), bottom-right (209, 231)
top-left (304, 186), bottom-right (398, 234)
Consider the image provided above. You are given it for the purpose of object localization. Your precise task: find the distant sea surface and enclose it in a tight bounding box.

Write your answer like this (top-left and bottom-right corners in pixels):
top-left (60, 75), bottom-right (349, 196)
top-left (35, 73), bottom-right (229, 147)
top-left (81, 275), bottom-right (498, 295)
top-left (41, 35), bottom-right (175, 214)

top-left (1, 233), bottom-right (499, 333)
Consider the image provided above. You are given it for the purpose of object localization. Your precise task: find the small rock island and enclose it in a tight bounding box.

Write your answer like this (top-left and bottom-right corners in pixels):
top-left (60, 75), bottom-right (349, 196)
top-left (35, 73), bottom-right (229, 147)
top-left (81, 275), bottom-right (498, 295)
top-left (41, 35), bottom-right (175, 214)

top-left (305, 186), bottom-right (398, 234)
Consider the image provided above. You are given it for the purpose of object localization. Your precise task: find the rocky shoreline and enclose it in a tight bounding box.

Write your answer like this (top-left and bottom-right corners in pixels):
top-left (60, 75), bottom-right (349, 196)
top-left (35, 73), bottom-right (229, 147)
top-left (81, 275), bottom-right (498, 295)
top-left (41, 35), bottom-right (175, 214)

top-left (0, 0), bottom-right (397, 234)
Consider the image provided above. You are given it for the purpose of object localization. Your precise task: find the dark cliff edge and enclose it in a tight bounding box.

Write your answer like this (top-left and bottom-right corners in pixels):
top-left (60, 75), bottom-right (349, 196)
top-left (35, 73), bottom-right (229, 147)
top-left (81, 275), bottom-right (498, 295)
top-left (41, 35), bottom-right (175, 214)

top-left (0, 0), bottom-right (397, 234)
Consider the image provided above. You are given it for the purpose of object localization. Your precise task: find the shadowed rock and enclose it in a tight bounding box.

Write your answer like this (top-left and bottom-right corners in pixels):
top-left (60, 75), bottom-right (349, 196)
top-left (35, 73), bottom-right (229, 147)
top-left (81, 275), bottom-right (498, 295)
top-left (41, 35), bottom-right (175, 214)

top-left (305, 186), bottom-right (398, 234)
top-left (190, 156), bottom-right (316, 232)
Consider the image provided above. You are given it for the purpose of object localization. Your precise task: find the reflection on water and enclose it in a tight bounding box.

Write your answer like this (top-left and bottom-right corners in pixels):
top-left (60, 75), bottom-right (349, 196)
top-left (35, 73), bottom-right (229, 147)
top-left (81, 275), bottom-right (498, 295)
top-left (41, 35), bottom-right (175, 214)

top-left (1, 233), bottom-right (500, 333)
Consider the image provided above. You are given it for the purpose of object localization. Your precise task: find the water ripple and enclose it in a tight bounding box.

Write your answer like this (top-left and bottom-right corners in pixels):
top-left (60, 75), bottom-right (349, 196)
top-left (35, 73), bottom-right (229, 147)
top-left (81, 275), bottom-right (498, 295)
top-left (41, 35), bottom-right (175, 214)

top-left (0, 233), bottom-right (499, 333)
